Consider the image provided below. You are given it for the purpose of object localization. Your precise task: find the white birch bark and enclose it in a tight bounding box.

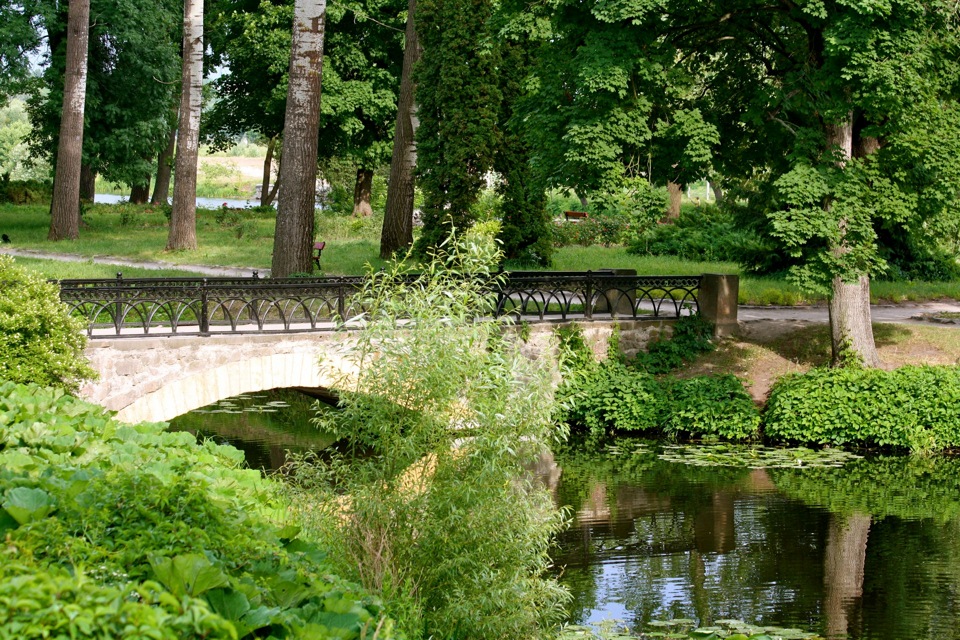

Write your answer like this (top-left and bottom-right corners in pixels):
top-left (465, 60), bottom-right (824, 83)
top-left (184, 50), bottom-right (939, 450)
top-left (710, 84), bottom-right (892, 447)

top-left (167, 0), bottom-right (203, 250)
top-left (271, 0), bottom-right (326, 276)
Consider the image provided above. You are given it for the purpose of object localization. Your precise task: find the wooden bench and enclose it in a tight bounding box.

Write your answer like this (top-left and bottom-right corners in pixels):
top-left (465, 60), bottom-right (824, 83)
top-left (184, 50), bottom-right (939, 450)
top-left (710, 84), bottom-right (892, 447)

top-left (313, 241), bottom-right (326, 270)
top-left (564, 210), bottom-right (588, 222)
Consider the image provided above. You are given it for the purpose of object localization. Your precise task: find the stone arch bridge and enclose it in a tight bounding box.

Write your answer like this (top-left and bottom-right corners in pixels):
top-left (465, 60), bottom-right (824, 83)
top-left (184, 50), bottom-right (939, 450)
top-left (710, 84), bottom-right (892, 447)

top-left (69, 272), bottom-right (737, 423)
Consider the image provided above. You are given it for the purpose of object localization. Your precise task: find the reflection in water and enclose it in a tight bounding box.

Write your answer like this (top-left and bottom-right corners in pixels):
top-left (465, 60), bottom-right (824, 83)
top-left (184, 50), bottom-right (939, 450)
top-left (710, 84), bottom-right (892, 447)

top-left (166, 403), bottom-right (960, 640)
top-left (168, 389), bottom-right (337, 470)
top-left (550, 445), bottom-right (960, 640)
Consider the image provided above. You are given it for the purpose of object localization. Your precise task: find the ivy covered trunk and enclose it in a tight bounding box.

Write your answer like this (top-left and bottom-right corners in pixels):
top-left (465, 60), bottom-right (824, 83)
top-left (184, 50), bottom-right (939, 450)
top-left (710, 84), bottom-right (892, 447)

top-left (151, 124), bottom-right (175, 205)
top-left (380, 0), bottom-right (420, 259)
top-left (79, 163), bottom-right (96, 202)
top-left (272, 0), bottom-right (326, 277)
top-left (827, 117), bottom-right (879, 367)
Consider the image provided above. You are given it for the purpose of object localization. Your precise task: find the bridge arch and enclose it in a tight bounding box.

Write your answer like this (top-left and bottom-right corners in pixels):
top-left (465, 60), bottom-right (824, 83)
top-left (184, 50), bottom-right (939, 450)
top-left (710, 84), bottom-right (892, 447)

top-left (80, 334), bottom-right (357, 424)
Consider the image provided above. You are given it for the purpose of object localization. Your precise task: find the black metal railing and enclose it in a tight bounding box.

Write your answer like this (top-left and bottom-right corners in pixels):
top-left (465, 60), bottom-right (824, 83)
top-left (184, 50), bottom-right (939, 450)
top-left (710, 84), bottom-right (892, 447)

top-left (58, 271), bottom-right (701, 338)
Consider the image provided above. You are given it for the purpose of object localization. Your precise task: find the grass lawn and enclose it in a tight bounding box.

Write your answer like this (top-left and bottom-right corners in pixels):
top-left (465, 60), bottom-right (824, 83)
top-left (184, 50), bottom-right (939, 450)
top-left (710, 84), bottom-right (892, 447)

top-left (4, 202), bottom-right (958, 305)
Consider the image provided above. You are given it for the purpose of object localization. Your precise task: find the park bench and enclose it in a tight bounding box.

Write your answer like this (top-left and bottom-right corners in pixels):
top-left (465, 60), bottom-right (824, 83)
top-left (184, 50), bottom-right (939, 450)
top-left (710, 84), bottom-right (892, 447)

top-left (313, 241), bottom-right (326, 270)
top-left (564, 210), bottom-right (588, 222)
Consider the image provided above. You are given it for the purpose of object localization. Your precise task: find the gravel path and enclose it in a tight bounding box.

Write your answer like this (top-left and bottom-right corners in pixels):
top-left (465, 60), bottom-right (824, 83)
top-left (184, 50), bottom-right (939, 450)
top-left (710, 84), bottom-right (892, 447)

top-left (0, 247), bottom-right (266, 278)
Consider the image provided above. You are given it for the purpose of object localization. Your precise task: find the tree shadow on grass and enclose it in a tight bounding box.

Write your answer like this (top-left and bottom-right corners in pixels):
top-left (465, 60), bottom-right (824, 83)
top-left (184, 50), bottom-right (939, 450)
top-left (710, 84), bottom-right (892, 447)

top-left (755, 323), bottom-right (912, 367)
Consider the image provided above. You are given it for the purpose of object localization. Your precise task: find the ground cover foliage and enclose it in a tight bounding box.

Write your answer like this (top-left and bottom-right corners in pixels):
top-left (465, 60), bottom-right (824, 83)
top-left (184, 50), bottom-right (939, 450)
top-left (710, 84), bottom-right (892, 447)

top-left (0, 381), bottom-right (397, 639)
top-left (283, 231), bottom-right (570, 639)
top-left (559, 317), bottom-right (960, 453)
top-left (556, 318), bottom-right (761, 444)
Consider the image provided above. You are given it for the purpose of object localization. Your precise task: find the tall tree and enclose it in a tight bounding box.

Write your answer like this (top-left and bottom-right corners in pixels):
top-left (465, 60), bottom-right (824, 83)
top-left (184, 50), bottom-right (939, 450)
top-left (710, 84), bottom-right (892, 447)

top-left (380, 0), bottom-right (420, 258)
top-left (48, 0), bottom-right (91, 241)
top-left (412, 0), bottom-right (501, 255)
top-left (27, 0), bottom-right (180, 200)
top-left (167, 0), bottom-right (204, 250)
top-left (271, 0), bottom-right (327, 277)
top-left (151, 119), bottom-right (177, 204)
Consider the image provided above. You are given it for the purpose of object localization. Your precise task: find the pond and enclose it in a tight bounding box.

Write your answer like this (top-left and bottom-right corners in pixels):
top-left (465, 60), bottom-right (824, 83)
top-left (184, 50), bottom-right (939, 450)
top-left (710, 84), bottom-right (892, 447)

top-left (170, 393), bottom-right (960, 640)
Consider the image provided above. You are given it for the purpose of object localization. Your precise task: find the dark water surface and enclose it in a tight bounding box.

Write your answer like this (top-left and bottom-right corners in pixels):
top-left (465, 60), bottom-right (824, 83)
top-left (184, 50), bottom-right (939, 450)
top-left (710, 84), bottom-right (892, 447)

top-left (170, 396), bottom-right (960, 639)
top-left (551, 443), bottom-right (960, 640)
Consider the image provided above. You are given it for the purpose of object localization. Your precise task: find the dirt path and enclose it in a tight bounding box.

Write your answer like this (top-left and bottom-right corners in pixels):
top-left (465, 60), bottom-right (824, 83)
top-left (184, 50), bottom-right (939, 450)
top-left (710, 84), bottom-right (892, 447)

top-left (1, 247), bottom-right (266, 278)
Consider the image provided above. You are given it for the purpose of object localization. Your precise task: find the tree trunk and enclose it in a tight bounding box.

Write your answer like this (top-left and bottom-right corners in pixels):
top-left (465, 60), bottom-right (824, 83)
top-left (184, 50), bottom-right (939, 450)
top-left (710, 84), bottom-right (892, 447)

top-left (260, 135), bottom-right (277, 207)
top-left (576, 191), bottom-right (589, 210)
top-left (79, 163), bottom-right (96, 202)
top-left (823, 513), bottom-right (871, 639)
top-left (271, 0), bottom-right (326, 277)
top-left (826, 115), bottom-right (879, 367)
top-left (708, 180), bottom-right (723, 207)
top-left (151, 123), bottom-right (176, 205)
top-left (167, 0), bottom-right (203, 251)
top-left (380, 0), bottom-right (421, 259)
top-left (353, 167), bottom-right (374, 217)
top-left (661, 181), bottom-right (682, 222)
top-left (48, 0), bottom-right (91, 241)
top-left (130, 176), bottom-right (150, 204)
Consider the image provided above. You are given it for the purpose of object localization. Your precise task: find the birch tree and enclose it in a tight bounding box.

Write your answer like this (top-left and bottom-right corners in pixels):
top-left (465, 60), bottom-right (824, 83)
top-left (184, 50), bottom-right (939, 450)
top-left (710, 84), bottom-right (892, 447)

top-left (271, 0), bottom-right (327, 277)
top-left (167, 0), bottom-right (203, 250)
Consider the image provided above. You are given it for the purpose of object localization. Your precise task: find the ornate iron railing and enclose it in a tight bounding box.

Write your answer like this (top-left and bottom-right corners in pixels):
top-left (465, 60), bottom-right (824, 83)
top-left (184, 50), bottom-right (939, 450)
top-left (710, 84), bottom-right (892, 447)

top-left (58, 271), bottom-right (701, 338)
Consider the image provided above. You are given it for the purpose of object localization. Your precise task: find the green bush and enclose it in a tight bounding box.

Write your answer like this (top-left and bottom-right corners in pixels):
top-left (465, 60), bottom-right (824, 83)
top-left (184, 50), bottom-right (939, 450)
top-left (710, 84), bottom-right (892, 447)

top-left (664, 375), bottom-right (761, 441)
top-left (764, 365), bottom-right (960, 452)
top-left (0, 178), bottom-right (52, 204)
top-left (631, 314), bottom-right (715, 374)
top-left (0, 255), bottom-right (96, 391)
top-left (558, 360), bottom-right (664, 439)
top-left (0, 381), bottom-right (397, 639)
top-left (285, 234), bottom-right (569, 640)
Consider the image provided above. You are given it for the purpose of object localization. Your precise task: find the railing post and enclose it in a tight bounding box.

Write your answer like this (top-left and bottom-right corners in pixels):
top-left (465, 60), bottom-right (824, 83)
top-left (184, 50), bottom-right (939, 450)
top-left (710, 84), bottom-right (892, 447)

top-left (337, 277), bottom-right (346, 321)
top-left (114, 272), bottom-right (123, 334)
top-left (584, 271), bottom-right (593, 320)
top-left (200, 278), bottom-right (210, 335)
top-left (698, 273), bottom-right (739, 337)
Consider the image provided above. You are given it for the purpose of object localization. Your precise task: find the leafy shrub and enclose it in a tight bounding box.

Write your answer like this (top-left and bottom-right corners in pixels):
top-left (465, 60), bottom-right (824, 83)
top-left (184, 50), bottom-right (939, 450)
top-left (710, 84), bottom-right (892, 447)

top-left (764, 365), bottom-right (960, 452)
top-left (632, 314), bottom-right (715, 374)
top-left (0, 178), bottom-right (52, 204)
top-left (628, 204), bottom-right (765, 263)
top-left (286, 235), bottom-right (569, 640)
top-left (0, 255), bottom-right (95, 391)
top-left (558, 360), bottom-right (664, 439)
top-left (0, 381), bottom-right (397, 639)
top-left (0, 552), bottom-right (237, 640)
top-left (663, 375), bottom-right (760, 441)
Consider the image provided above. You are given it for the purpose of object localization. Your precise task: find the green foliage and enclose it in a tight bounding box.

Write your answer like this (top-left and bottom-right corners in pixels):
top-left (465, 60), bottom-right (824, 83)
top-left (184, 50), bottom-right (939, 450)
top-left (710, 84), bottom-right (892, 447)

top-left (0, 551), bottom-right (238, 640)
top-left (27, 0), bottom-right (181, 188)
top-left (286, 235), bottom-right (569, 639)
top-left (628, 205), bottom-right (770, 267)
top-left (772, 454), bottom-right (960, 523)
top-left (555, 323), bottom-right (596, 373)
top-left (662, 375), bottom-right (761, 441)
top-left (631, 314), bottom-right (715, 374)
top-left (413, 0), bottom-right (502, 255)
top-left (764, 365), bottom-right (960, 452)
top-left (0, 255), bottom-right (95, 391)
top-left (0, 381), bottom-right (397, 639)
top-left (559, 360), bottom-right (664, 439)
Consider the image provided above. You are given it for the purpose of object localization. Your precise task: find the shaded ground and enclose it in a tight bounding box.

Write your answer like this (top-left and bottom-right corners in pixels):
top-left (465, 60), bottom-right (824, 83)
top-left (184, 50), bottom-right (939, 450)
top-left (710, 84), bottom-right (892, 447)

top-left (684, 316), bottom-right (960, 403)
